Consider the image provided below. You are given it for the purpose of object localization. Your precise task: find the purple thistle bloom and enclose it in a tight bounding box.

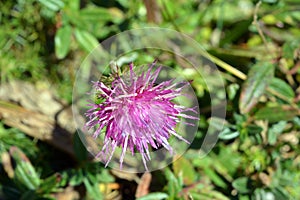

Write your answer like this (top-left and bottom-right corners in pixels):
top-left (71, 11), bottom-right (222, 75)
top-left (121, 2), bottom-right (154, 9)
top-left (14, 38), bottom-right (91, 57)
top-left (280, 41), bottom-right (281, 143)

top-left (85, 60), bottom-right (198, 170)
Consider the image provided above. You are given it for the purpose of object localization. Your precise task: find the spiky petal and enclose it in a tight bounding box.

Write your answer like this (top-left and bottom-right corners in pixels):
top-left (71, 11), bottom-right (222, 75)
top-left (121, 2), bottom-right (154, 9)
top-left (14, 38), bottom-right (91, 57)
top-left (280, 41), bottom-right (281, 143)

top-left (85, 61), bottom-right (198, 170)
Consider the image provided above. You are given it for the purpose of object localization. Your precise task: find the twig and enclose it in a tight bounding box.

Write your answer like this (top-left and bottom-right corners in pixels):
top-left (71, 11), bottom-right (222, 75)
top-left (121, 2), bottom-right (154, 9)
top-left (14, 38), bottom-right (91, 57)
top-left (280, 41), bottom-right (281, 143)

top-left (253, 1), bottom-right (271, 54)
top-left (143, 0), bottom-right (162, 24)
top-left (205, 53), bottom-right (247, 80)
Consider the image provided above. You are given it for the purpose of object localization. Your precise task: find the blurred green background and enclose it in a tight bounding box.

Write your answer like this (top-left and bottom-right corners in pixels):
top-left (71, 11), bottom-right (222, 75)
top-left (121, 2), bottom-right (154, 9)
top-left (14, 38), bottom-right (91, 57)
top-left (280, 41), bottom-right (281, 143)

top-left (0, 0), bottom-right (300, 199)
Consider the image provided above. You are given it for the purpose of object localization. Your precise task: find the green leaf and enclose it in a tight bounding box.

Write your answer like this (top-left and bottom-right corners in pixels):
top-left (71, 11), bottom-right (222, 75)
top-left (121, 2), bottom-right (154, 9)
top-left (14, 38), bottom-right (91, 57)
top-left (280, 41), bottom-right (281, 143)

top-left (239, 62), bottom-right (274, 114)
top-left (247, 124), bottom-right (263, 135)
top-left (80, 6), bottom-right (113, 22)
top-left (214, 146), bottom-right (241, 175)
top-left (65, 0), bottom-right (80, 11)
top-left (39, 173), bottom-right (62, 194)
top-left (255, 105), bottom-right (299, 123)
top-left (83, 177), bottom-right (103, 200)
top-left (232, 177), bottom-right (250, 194)
top-left (253, 188), bottom-right (269, 200)
top-left (262, 0), bottom-right (278, 3)
top-left (282, 39), bottom-right (300, 60)
top-left (173, 155), bottom-right (196, 185)
top-left (190, 191), bottom-right (230, 200)
top-left (268, 121), bottom-right (287, 145)
top-left (74, 28), bottom-right (99, 53)
top-left (37, 0), bottom-right (64, 11)
top-left (268, 78), bottom-right (295, 100)
top-left (218, 128), bottom-right (239, 140)
top-left (204, 168), bottom-right (227, 188)
top-left (227, 83), bottom-right (240, 100)
top-left (55, 25), bottom-right (72, 59)
top-left (164, 168), bottom-right (180, 198)
top-left (97, 169), bottom-right (115, 183)
top-left (272, 186), bottom-right (290, 199)
top-left (10, 147), bottom-right (40, 190)
top-left (137, 192), bottom-right (169, 200)
top-left (108, 8), bottom-right (125, 23)
top-left (293, 117), bottom-right (300, 127)
top-left (69, 169), bottom-right (84, 186)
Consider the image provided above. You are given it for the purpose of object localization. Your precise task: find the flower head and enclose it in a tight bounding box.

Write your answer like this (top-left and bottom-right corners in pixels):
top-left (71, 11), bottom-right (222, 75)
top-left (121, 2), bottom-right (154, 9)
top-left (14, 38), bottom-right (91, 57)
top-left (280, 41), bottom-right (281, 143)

top-left (85, 60), bottom-right (198, 170)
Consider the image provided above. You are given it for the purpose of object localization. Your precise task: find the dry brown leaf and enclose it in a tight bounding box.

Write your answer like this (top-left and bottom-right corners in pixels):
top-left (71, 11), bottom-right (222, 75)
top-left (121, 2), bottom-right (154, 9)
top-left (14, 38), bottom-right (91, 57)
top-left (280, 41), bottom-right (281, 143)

top-left (135, 172), bottom-right (152, 198)
top-left (51, 186), bottom-right (79, 200)
top-left (1, 151), bottom-right (14, 178)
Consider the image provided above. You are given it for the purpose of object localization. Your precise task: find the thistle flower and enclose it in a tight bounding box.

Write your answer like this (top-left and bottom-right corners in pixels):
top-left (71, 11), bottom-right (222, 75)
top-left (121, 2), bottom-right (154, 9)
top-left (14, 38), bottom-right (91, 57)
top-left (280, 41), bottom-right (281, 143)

top-left (85, 60), bottom-right (198, 170)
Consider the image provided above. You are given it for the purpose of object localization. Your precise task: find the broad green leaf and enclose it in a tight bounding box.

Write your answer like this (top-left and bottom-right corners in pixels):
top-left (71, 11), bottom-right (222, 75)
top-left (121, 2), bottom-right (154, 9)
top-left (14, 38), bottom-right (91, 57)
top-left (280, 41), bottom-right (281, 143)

top-left (272, 186), bottom-right (290, 199)
top-left (38, 0), bottom-right (64, 11)
top-left (192, 155), bottom-right (213, 168)
top-left (247, 124), bottom-right (263, 135)
top-left (268, 78), bottom-right (295, 100)
top-left (262, 0), bottom-right (278, 3)
top-left (232, 177), bottom-right (250, 194)
top-left (218, 128), bottom-right (239, 140)
top-left (164, 168), bottom-right (180, 198)
top-left (67, 11), bottom-right (86, 29)
top-left (39, 173), bottom-right (62, 194)
top-left (80, 6), bottom-right (113, 22)
top-left (108, 8), bottom-right (125, 23)
top-left (137, 192), bottom-right (169, 200)
top-left (239, 62), bottom-right (274, 114)
top-left (83, 177), bottom-right (103, 200)
top-left (204, 168), bottom-right (227, 188)
top-left (65, 0), bottom-right (80, 11)
top-left (173, 155), bottom-right (196, 185)
top-left (55, 25), bottom-right (72, 59)
top-left (282, 39), bottom-right (300, 60)
top-left (268, 121), bottom-right (287, 145)
top-left (227, 83), bottom-right (240, 100)
top-left (79, 6), bottom-right (124, 24)
top-left (262, 14), bottom-right (277, 25)
top-left (255, 105), bottom-right (299, 123)
top-left (246, 124), bottom-right (264, 143)
top-left (190, 191), bottom-right (230, 200)
top-left (69, 169), bottom-right (84, 186)
top-left (293, 117), bottom-right (300, 126)
top-left (253, 188), bottom-right (267, 200)
top-left (206, 191), bottom-right (230, 200)
top-left (97, 169), bottom-right (115, 183)
top-left (10, 147), bottom-right (40, 190)
top-left (207, 146), bottom-right (241, 181)
top-left (58, 171), bottom-right (68, 187)
top-left (87, 171), bottom-right (98, 184)
top-left (74, 28), bottom-right (99, 53)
